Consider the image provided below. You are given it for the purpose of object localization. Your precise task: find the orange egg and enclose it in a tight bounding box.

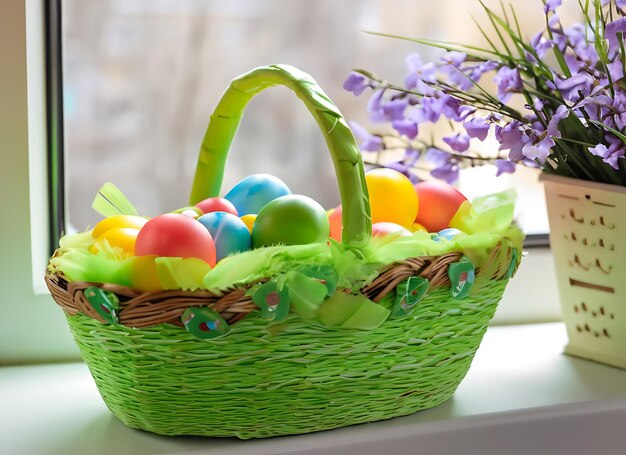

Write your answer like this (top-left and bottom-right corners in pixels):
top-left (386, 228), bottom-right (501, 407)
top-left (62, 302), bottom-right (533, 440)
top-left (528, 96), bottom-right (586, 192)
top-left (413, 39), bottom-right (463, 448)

top-left (328, 205), bottom-right (343, 241)
top-left (414, 181), bottom-right (467, 232)
top-left (365, 169), bottom-right (419, 228)
top-left (92, 215), bottom-right (148, 239)
top-left (240, 214), bottom-right (257, 233)
top-left (91, 228), bottom-right (140, 255)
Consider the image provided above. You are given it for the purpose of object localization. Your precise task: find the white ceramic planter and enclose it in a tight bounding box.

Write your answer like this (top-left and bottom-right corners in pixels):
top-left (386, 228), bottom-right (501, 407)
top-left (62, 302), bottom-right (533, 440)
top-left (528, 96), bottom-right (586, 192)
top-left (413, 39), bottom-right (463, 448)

top-left (542, 173), bottom-right (626, 369)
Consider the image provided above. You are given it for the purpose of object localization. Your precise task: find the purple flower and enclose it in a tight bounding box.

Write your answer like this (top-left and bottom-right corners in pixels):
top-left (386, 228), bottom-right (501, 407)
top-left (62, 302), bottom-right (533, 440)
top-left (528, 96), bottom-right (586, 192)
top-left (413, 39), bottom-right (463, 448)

top-left (445, 61), bottom-right (498, 90)
top-left (528, 31), bottom-right (554, 61)
top-left (554, 72), bottom-right (594, 102)
top-left (404, 53), bottom-right (437, 89)
top-left (495, 159), bottom-right (516, 176)
top-left (544, 0), bottom-right (561, 13)
top-left (608, 61), bottom-right (624, 82)
top-left (409, 94), bottom-right (461, 124)
top-left (381, 98), bottom-right (409, 121)
top-left (431, 161), bottom-right (460, 184)
top-left (446, 68), bottom-right (475, 90)
top-left (343, 72), bottom-right (369, 96)
top-left (392, 119), bottom-right (418, 139)
top-left (494, 67), bottom-right (523, 102)
top-left (589, 144), bottom-right (623, 169)
top-left (426, 148), bottom-right (460, 183)
top-left (443, 133), bottom-right (470, 152)
top-left (589, 134), bottom-right (626, 169)
top-left (522, 136), bottom-right (554, 162)
top-left (464, 116), bottom-right (490, 141)
top-left (441, 51), bottom-right (467, 67)
top-left (605, 18), bottom-right (626, 58)
top-left (546, 104), bottom-right (570, 139)
top-left (496, 121), bottom-right (526, 161)
top-left (589, 144), bottom-right (609, 158)
top-left (496, 121), bottom-right (523, 149)
top-left (348, 121), bottom-right (383, 152)
top-left (367, 90), bottom-right (387, 122)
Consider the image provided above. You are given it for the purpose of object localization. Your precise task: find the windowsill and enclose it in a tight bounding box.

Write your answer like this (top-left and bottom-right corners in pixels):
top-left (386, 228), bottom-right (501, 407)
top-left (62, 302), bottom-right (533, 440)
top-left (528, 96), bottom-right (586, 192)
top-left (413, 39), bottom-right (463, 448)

top-left (2, 322), bottom-right (625, 454)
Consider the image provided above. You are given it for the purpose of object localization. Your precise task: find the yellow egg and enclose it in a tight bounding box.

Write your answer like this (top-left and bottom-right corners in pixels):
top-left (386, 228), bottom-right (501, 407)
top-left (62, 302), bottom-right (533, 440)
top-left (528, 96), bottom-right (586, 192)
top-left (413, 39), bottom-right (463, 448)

top-left (240, 214), bottom-right (257, 233)
top-left (410, 222), bottom-right (427, 232)
top-left (92, 215), bottom-right (148, 238)
top-left (130, 255), bottom-right (162, 292)
top-left (90, 228), bottom-right (140, 255)
top-left (365, 168), bottom-right (419, 228)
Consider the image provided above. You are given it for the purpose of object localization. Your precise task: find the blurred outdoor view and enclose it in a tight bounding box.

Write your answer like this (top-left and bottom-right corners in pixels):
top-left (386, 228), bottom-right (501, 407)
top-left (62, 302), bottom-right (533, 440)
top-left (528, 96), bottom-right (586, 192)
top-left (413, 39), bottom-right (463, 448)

top-left (62, 0), bottom-right (581, 233)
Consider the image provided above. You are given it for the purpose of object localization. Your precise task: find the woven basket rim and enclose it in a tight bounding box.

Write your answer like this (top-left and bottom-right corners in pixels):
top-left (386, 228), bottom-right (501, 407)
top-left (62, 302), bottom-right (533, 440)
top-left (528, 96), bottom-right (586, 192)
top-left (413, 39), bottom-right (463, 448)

top-left (46, 242), bottom-right (514, 329)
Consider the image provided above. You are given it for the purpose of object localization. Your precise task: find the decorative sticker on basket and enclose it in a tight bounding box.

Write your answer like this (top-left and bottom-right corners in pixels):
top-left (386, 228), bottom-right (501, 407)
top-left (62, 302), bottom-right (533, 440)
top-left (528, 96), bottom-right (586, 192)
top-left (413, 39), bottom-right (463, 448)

top-left (83, 286), bottom-right (119, 324)
top-left (252, 281), bottom-right (291, 321)
top-left (391, 276), bottom-right (429, 318)
top-left (506, 248), bottom-right (519, 279)
top-left (181, 307), bottom-right (229, 339)
top-left (448, 256), bottom-right (475, 299)
top-left (299, 265), bottom-right (338, 295)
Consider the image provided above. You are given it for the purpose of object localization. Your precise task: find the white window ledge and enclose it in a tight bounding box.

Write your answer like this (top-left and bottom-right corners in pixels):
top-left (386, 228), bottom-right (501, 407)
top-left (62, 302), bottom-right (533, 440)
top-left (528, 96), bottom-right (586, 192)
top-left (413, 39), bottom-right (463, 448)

top-left (2, 322), bottom-right (626, 455)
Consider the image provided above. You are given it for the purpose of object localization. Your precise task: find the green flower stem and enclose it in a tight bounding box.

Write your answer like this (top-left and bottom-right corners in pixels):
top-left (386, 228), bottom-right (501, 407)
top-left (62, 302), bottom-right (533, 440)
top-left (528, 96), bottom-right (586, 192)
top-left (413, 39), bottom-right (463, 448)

top-left (189, 64), bottom-right (372, 247)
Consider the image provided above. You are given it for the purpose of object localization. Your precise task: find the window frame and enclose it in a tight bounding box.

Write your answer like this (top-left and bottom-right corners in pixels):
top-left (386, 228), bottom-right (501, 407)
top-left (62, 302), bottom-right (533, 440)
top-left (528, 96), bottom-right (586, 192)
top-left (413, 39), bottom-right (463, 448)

top-left (0, 0), bottom-right (78, 364)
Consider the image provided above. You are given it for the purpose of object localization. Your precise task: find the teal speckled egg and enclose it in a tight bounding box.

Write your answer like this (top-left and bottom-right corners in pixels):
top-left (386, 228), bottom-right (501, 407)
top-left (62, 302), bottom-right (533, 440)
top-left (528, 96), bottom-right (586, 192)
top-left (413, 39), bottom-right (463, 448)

top-left (197, 212), bottom-right (252, 261)
top-left (224, 174), bottom-right (291, 216)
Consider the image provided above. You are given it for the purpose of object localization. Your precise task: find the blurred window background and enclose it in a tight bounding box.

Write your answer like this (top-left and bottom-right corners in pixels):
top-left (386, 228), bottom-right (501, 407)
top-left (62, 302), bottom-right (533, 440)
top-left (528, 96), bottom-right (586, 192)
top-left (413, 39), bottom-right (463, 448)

top-left (62, 0), bottom-right (582, 234)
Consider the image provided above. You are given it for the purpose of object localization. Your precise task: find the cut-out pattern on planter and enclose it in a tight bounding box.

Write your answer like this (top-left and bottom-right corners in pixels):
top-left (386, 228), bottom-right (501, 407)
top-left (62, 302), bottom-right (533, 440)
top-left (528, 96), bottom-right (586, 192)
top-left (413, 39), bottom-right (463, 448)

top-left (543, 174), bottom-right (626, 368)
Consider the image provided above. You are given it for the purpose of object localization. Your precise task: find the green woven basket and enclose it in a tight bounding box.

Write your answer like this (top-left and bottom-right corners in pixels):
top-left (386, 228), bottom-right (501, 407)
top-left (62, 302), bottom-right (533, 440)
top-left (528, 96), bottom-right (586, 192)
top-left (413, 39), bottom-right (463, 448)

top-left (46, 65), bottom-right (518, 439)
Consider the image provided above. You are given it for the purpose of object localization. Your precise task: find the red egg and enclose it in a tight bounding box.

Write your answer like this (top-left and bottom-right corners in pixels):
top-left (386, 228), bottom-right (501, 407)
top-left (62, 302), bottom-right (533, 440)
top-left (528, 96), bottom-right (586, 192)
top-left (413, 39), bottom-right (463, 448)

top-left (136, 214), bottom-right (216, 266)
top-left (372, 222), bottom-right (412, 239)
top-left (328, 205), bottom-right (342, 241)
top-left (196, 197), bottom-right (238, 216)
top-left (414, 181), bottom-right (467, 232)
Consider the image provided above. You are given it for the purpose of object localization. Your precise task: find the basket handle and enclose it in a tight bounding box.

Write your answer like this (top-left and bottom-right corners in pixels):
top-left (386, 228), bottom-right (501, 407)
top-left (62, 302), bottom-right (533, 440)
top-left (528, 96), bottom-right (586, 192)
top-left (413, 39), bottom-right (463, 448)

top-left (189, 64), bottom-right (372, 247)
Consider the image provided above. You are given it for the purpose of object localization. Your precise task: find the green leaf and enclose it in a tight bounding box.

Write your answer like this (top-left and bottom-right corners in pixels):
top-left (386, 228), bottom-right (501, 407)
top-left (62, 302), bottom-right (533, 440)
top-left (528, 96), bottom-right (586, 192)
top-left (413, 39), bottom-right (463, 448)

top-left (318, 292), bottom-right (390, 329)
top-left (363, 31), bottom-right (510, 62)
top-left (91, 183), bottom-right (139, 217)
top-left (285, 271), bottom-right (328, 320)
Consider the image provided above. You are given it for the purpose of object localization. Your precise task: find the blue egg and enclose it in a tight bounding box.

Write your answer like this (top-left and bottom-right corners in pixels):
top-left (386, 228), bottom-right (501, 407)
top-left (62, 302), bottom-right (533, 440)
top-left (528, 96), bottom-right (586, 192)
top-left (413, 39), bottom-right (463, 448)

top-left (197, 212), bottom-right (252, 261)
top-left (224, 174), bottom-right (291, 216)
top-left (432, 228), bottom-right (464, 242)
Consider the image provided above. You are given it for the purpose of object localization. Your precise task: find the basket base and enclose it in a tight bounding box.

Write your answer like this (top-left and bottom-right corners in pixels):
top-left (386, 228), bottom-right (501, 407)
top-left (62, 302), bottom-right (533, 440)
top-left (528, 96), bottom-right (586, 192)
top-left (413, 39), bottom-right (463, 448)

top-left (564, 343), bottom-right (626, 370)
top-left (66, 280), bottom-right (508, 439)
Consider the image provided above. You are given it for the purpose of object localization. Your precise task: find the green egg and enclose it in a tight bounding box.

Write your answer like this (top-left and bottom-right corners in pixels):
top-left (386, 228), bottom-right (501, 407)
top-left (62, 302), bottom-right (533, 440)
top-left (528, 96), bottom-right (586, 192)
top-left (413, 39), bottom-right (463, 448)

top-left (252, 195), bottom-right (330, 248)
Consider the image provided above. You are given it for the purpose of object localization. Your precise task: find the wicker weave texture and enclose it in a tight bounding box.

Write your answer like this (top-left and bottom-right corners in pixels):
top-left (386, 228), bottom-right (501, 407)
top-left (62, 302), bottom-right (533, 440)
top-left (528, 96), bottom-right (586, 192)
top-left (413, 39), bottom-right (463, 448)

top-left (67, 279), bottom-right (507, 439)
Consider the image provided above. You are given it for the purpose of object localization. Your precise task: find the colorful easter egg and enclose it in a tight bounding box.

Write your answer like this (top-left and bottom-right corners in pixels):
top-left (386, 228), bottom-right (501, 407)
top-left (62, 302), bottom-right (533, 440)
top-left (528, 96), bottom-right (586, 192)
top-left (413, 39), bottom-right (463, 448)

top-left (92, 215), bottom-right (148, 239)
top-left (240, 214), bottom-right (257, 233)
top-left (365, 168), bottom-right (419, 228)
top-left (410, 222), bottom-right (427, 232)
top-left (195, 197), bottom-right (238, 216)
top-left (252, 195), bottom-right (330, 248)
top-left (135, 213), bottom-right (216, 266)
top-left (414, 181), bottom-right (467, 232)
top-left (224, 174), bottom-right (291, 216)
top-left (197, 211), bottom-right (252, 261)
top-left (432, 228), bottom-right (464, 242)
top-left (328, 205), bottom-right (342, 241)
top-left (371, 222), bottom-right (412, 239)
top-left (91, 227), bottom-right (140, 255)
